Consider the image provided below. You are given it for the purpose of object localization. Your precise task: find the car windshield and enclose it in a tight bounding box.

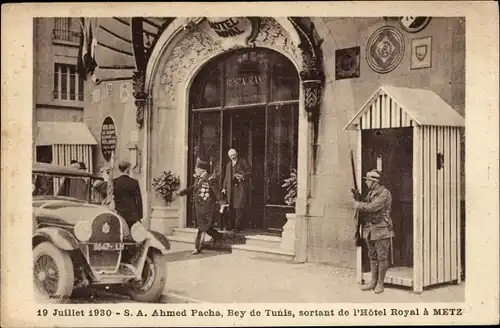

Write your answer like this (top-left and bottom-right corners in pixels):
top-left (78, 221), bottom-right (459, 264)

top-left (32, 173), bottom-right (103, 203)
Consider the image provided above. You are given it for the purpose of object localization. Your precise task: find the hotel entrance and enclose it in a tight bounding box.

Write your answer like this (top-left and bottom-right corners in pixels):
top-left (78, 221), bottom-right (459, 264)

top-left (187, 48), bottom-right (299, 233)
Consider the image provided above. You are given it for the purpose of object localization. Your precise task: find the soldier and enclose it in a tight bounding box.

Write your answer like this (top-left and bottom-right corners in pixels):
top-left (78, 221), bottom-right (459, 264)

top-left (353, 169), bottom-right (394, 294)
top-left (178, 158), bottom-right (226, 255)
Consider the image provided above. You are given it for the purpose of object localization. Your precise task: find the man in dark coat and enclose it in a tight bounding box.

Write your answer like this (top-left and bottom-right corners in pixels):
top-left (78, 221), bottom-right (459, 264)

top-left (353, 169), bottom-right (394, 294)
top-left (222, 148), bottom-right (251, 233)
top-left (179, 159), bottom-right (225, 255)
top-left (113, 161), bottom-right (143, 228)
top-left (58, 161), bottom-right (89, 200)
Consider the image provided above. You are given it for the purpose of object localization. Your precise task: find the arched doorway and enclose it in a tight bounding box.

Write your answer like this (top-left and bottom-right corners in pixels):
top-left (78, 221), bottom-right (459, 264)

top-left (187, 47), bottom-right (299, 233)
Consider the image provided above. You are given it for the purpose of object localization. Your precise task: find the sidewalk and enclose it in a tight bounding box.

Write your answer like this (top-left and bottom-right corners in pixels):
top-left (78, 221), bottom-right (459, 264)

top-left (162, 242), bottom-right (464, 303)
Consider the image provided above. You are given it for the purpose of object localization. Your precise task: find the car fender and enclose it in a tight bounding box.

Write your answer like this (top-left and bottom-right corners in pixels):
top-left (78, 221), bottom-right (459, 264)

top-left (33, 227), bottom-right (79, 251)
top-left (146, 230), bottom-right (171, 255)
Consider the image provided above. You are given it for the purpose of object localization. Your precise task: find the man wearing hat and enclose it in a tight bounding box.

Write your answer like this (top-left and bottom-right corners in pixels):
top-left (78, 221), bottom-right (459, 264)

top-left (58, 161), bottom-right (89, 200)
top-left (179, 158), bottom-right (226, 255)
top-left (353, 169), bottom-right (394, 294)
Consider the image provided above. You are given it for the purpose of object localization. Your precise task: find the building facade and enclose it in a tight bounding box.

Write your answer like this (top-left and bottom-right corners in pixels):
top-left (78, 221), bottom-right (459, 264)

top-left (33, 17), bottom-right (96, 170)
top-left (83, 17), bottom-right (465, 271)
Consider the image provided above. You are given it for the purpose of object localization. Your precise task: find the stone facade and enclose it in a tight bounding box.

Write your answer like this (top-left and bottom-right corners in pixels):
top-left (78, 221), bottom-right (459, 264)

top-left (305, 17), bottom-right (465, 267)
top-left (34, 18), bottom-right (84, 123)
top-left (83, 17), bottom-right (465, 269)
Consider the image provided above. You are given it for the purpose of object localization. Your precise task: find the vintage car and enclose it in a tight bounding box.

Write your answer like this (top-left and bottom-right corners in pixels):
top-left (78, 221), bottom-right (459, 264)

top-left (32, 162), bottom-right (170, 303)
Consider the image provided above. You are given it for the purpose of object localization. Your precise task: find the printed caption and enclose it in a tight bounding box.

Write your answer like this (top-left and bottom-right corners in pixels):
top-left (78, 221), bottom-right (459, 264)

top-left (37, 307), bottom-right (463, 318)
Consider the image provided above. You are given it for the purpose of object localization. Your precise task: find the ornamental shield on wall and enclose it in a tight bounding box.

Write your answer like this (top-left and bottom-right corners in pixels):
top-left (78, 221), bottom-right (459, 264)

top-left (415, 45), bottom-right (428, 61)
top-left (411, 36), bottom-right (432, 70)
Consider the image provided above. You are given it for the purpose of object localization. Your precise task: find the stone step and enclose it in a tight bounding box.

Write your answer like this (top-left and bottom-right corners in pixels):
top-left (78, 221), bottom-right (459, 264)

top-left (171, 227), bottom-right (198, 239)
top-left (244, 234), bottom-right (281, 250)
top-left (231, 244), bottom-right (294, 262)
top-left (171, 227), bottom-right (282, 249)
top-left (169, 228), bottom-right (291, 259)
top-left (168, 234), bottom-right (195, 244)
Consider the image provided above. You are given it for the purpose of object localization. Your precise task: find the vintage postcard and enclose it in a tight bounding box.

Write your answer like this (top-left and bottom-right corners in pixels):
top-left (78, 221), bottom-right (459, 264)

top-left (1, 1), bottom-right (499, 327)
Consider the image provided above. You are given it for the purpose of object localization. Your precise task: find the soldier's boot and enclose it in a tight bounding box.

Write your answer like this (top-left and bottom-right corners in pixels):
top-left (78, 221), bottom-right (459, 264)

top-left (374, 260), bottom-right (389, 294)
top-left (360, 261), bottom-right (378, 291)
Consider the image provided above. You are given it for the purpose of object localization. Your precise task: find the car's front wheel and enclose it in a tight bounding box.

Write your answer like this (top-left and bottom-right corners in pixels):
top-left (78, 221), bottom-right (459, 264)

top-left (127, 251), bottom-right (166, 302)
top-left (33, 242), bottom-right (75, 303)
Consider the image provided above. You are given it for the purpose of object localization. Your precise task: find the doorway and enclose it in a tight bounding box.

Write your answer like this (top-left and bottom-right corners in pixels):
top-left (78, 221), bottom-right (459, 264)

top-left (220, 107), bottom-right (267, 229)
top-left (361, 128), bottom-right (414, 272)
top-left (187, 48), bottom-right (299, 233)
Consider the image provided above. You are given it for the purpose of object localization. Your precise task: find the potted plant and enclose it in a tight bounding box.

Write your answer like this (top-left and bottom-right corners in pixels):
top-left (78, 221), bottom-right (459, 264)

top-left (280, 168), bottom-right (297, 253)
top-left (282, 168), bottom-right (297, 207)
top-left (152, 170), bottom-right (181, 206)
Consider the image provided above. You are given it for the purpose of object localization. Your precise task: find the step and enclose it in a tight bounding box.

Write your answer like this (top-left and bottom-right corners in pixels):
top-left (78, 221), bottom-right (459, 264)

top-left (172, 228), bottom-right (282, 249)
top-left (244, 234), bottom-right (281, 249)
top-left (171, 227), bottom-right (198, 239)
top-left (168, 235), bottom-right (195, 244)
top-left (231, 244), bottom-right (294, 262)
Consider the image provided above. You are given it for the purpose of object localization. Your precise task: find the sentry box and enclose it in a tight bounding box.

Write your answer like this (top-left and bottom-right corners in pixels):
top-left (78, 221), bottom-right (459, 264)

top-left (344, 85), bottom-right (465, 293)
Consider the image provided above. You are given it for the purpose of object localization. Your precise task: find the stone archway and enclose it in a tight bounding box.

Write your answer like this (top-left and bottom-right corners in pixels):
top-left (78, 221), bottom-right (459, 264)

top-left (143, 17), bottom-right (324, 245)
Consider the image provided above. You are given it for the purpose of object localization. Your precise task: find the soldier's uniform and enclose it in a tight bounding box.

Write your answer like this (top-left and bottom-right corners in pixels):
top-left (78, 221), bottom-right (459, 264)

top-left (179, 160), bottom-right (224, 253)
top-left (354, 169), bottom-right (394, 294)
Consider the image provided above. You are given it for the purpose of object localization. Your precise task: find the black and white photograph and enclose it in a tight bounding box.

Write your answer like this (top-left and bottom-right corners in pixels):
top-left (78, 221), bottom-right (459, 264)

top-left (2, 2), bottom-right (499, 327)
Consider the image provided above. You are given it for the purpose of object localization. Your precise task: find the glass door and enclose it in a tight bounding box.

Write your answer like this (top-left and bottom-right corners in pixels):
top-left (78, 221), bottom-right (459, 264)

top-left (188, 47), bottom-right (299, 233)
top-left (187, 111), bottom-right (222, 228)
top-left (264, 103), bottom-right (298, 232)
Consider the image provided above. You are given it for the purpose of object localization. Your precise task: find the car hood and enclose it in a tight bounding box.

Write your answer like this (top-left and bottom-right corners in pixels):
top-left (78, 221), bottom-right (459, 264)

top-left (33, 199), bottom-right (116, 227)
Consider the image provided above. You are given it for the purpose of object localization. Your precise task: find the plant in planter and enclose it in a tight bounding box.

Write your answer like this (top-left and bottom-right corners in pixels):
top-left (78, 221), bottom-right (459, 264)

top-left (280, 168), bottom-right (297, 253)
top-left (281, 168), bottom-right (297, 207)
top-left (152, 171), bottom-right (181, 206)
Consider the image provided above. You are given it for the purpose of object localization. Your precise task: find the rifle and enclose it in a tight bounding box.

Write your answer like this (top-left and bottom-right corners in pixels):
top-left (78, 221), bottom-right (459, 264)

top-left (350, 150), bottom-right (363, 247)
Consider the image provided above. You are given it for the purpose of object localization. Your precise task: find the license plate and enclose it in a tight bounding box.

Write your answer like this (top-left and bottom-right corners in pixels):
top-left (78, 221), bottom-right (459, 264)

top-left (93, 243), bottom-right (124, 251)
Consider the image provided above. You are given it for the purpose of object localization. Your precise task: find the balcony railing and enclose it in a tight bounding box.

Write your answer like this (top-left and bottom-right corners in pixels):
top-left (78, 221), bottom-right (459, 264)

top-left (52, 29), bottom-right (81, 43)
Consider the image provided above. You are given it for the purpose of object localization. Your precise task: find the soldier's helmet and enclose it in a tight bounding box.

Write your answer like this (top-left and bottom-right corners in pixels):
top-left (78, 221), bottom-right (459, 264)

top-left (362, 169), bottom-right (381, 183)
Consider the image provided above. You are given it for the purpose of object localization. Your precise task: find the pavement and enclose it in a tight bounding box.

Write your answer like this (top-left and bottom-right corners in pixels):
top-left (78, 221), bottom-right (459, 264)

top-left (162, 242), bottom-right (465, 303)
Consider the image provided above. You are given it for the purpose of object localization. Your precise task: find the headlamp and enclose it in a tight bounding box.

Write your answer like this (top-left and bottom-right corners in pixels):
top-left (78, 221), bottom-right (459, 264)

top-left (74, 219), bottom-right (92, 242)
top-left (130, 222), bottom-right (148, 243)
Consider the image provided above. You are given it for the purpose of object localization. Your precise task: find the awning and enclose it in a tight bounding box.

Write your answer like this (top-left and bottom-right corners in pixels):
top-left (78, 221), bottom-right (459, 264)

top-left (344, 85), bottom-right (465, 130)
top-left (36, 122), bottom-right (98, 146)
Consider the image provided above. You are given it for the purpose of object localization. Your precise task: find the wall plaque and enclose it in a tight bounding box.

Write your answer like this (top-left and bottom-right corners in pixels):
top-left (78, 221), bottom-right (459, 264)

top-left (335, 46), bottom-right (361, 80)
top-left (411, 36), bottom-right (432, 70)
top-left (100, 116), bottom-right (117, 162)
top-left (366, 26), bottom-right (405, 74)
top-left (120, 82), bottom-right (131, 103)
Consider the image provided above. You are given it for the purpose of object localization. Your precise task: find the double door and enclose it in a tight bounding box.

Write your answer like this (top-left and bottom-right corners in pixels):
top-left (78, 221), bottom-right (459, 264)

top-left (188, 104), bottom-right (298, 233)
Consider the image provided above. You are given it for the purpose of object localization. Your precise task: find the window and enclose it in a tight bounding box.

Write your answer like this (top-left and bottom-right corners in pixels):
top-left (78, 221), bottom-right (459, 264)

top-left (36, 146), bottom-right (53, 164)
top-left (191, 48), bottom-right (299, 109)
top-left (53, 64), bottom-right (84, 101)
top-left (53, 18), bottom-right (80, 43)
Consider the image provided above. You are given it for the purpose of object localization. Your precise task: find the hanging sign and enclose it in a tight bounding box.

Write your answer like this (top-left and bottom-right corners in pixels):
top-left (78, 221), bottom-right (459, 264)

top-left (399, 17), bottom-right (431, 33)
top-left (101, 116), bottom-right (117, 162)
top-left (203, 17), bottom-right (257, 49)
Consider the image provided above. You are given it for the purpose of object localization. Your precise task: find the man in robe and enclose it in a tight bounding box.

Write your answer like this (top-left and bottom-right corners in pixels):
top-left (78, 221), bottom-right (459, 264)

top-left (222, 148), bottom-right (251, 233)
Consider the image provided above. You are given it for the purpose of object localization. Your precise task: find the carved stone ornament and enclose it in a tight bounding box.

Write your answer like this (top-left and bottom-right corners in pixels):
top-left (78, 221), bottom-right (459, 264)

top-left (133, 70), bottom-right (147, 129)
top-left (302, 78), bottom-right (323, 120)
top-left (159, 17), bottom-right (299, 106)
top-left (252, 17), bottom-right (298, 61)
